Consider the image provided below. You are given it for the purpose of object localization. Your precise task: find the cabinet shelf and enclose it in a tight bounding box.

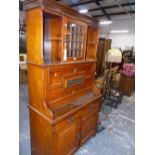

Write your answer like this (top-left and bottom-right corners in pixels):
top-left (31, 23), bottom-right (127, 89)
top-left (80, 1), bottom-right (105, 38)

top-left (43, 13), bottom-right (62, 62)
top-left (86, 27), bottom-right (98, 60)
top-left (44, 37), bottom-right (62, 41)
top-left (51, 37), bottom-right (62, 41)
top-left (66, 48), bottom-right (82, 51)
top-left (66, 32), bottom-right (84, 35)
top-left (64, 40), bottom-right (83, 43)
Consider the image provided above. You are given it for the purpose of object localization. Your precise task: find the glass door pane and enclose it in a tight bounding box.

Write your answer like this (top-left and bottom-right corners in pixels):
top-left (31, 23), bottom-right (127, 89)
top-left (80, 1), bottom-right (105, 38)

top-left (63, 19), bottom-right (87, 61)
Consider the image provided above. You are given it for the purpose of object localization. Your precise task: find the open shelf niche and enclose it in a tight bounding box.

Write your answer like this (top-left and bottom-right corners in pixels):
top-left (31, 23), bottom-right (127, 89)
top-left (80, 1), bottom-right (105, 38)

top-left (43, 13), bottom-right (63, 63)
top-left (86, 26), bottom-right (98, 60)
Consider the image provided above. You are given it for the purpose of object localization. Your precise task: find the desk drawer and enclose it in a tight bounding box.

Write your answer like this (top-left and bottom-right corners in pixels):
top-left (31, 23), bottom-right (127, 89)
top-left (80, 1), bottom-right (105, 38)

top-left (53, 111), bottom-right (81, 132)
top-left (82, 101), bottom-right (100, 116)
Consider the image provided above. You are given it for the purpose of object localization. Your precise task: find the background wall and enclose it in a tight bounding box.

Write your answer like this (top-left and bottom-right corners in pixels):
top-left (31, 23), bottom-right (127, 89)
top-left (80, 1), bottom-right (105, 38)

top-left (19, 10), bottom-right (135, 50)
top-left (99, 18), bottom-right (135, 50)
top-left (107, 32), bottom-right (135, 50)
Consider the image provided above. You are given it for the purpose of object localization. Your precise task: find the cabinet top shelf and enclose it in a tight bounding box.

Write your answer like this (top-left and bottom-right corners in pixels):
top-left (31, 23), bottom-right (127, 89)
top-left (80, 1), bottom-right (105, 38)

top-left (28, 59), bottom-right (97, 67)
top-left (23, 0), bottom-right (99, 27)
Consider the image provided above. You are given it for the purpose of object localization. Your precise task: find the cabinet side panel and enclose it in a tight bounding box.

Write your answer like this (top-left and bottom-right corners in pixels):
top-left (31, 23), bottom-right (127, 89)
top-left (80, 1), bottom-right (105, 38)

top-left (29, 109), bottom-right (53, 155)
top-left (26, 8), bottom-right (43, 64)
top-left (28, 64), bottom-right (52, 119)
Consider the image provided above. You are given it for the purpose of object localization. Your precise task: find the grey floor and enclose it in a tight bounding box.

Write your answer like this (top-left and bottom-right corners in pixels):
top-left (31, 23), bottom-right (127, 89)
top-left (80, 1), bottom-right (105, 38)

top-left (19, 84), bottom-right (135, 155)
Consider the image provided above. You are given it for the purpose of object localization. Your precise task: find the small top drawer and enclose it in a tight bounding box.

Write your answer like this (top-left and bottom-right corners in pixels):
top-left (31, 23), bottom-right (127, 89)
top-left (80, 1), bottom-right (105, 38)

top-left (82, 101), bottom-right (100, 116)
top-left (53, 111), bottom-right (81, 132)
top-left (49, 69), bottom-right (73, 87)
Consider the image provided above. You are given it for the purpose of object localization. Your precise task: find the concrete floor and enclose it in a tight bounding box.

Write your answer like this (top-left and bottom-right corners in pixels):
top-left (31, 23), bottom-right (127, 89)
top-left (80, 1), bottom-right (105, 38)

top-left (19, 84), bottom-right (135, 155)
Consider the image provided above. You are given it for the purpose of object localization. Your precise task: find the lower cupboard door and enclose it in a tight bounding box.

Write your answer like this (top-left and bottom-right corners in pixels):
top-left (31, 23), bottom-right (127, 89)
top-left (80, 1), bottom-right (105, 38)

top-left (56, 120), bottom-right (80, 155)
top-left (80, 112), bottom-right (98, 145)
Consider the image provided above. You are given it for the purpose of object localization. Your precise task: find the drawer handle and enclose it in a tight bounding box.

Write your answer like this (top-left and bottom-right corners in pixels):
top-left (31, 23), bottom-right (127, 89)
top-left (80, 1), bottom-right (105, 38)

top-left (89, 104), bottom-right (94, 108)
top-left (89, 107), bottom-right (94, 113)
top-left (67, 116), bottom-right (73, 124)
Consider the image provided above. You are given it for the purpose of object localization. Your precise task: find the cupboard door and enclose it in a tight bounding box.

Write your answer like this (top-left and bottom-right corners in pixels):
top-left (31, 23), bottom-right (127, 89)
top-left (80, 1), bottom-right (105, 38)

top-left (80, 111), bottom-right (98, 145)
top-left (56, 119), bottom-right (81, 155)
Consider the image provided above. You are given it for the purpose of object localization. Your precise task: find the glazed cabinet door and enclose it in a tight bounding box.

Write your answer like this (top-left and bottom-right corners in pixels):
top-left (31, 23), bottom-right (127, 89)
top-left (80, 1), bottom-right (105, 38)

top-left (55, 119), bottom-right (81, 155)
top-left (63, 17), bottom-right (87, 62)
top-left (80, 111), bottom-right (98, 145)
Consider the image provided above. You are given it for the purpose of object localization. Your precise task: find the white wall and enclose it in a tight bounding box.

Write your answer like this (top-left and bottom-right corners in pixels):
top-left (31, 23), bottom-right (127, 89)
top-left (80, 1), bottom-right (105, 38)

top-left (19, 10), bottom-right (135, 50)
top-left (107, 32), bottom-right (135, 50)
top-left (99, 17), bottom-right (135, 50)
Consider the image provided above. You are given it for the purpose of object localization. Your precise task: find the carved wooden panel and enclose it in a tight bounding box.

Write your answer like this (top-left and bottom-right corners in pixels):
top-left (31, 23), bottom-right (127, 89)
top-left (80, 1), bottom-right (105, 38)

top-left (55, 119), bottom-right (80, 155)
top-left (46, 63), bottom-right (95, 107)
top-left (64, 76), bottom-right (84, 88)
top-left (80, 111), bottom-right (98, 145)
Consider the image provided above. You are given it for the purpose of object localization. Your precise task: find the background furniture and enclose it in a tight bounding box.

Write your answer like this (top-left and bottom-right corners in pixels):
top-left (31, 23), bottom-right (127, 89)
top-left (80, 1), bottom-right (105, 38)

top-left (106, 67), bottom-right (123, 108)
top-left (23, 0), bottom-right (101, 155)
top-left (103, 48), bottom-right (123, 108)
top-left (122, 47), bottom-right (135, 64)
top-left (96, 48), bottom-right (123, 108)
top-left (98, 67), bottom-right (122, 108)
top-left (19, 68), bottom-right (27, 84)
top-left (119, 75), bottom-right (135, 96)
top-left (96, 38), bottom-right (112, 77)
top-left (119, 63), bottom-right (135, 96)
top-left (19, 54), bottom-right (27, 84)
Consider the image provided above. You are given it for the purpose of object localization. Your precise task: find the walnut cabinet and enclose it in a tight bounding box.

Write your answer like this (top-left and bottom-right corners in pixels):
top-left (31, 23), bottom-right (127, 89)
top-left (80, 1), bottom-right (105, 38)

top-left (23, 0), bottom-right (101, 155)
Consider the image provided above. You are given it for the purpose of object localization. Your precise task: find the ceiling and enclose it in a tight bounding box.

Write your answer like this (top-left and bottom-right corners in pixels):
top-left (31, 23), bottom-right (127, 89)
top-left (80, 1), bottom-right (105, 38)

top-left (19, 0), bottom-right (135, 35)
top-left (56, 0), bottom-right (135, 20)
top-left (20, 0), bottom-right (135, 21)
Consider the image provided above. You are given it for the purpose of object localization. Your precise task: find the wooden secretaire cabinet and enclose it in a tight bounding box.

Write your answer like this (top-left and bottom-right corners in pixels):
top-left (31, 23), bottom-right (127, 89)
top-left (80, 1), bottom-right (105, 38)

top-left (23, 0), bottom-right (101, 155)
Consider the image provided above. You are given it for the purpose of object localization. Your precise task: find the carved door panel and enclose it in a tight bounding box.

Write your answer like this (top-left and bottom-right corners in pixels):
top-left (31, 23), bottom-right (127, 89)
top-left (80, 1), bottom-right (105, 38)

top-left (56, 119), bottom-right (81, 155)
top-left (80, 111), bottom-right (98, 145)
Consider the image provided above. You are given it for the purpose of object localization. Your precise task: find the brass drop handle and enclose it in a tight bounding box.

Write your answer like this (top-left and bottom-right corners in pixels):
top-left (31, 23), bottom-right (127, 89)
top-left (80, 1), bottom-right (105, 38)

top-left (89, 105), bottom-right (94, 113)
top-left (67, 116), bottom-right (73, 124)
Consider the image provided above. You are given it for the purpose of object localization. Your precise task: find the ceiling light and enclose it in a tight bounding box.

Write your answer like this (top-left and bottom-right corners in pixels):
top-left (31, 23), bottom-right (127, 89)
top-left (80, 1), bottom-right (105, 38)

top-left (110, 30), bottom-right (129, 33)
top-left (79, 9), bottom-right (88, 14)
top-left (100, 21), bottom-right (112, 25)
